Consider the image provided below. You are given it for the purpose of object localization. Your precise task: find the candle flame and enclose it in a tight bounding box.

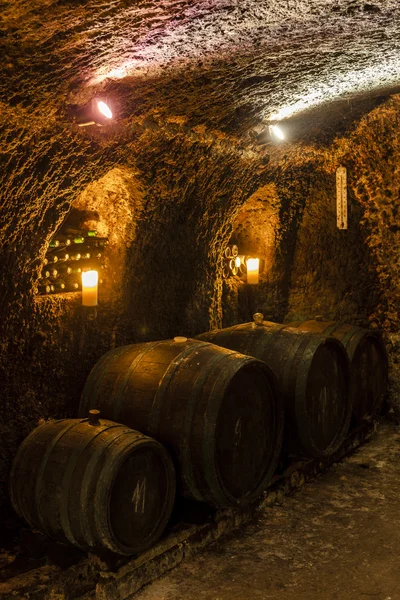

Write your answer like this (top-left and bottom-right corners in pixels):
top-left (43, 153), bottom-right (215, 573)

top-left (82, 270), bottom-right (98, 287)
top-left (246, 258), bottom-right (259, 285)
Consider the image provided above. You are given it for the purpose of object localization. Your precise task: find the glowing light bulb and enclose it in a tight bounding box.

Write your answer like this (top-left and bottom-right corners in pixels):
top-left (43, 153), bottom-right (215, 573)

top-left (97, 101), bottom-right (112, 120)
top-left (269, 124), bottom-right (285, 141)
top-left (235, 256), bottom-right (241, 268)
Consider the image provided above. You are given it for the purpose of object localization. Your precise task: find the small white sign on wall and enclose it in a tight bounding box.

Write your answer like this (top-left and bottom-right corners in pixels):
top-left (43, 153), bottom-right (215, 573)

top-left (336, 166), bottom-right (348, 230)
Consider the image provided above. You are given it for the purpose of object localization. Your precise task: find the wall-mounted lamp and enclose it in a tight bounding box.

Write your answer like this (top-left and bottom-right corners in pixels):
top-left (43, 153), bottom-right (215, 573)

top-left (72, 98), bottom-right (113, 127)
top-left (269, 123), bottom-right (285, 142)
top-left (223, 245), bottom-right (246, 277)
top-left (82, 270), bottom-right (98, 306)
top-left (246, 258), bottom-right (259, 285)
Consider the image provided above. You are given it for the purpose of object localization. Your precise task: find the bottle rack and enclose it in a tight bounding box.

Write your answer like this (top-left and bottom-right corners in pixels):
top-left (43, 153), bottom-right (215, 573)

top-left (37, 229), bottom-right (109, 296)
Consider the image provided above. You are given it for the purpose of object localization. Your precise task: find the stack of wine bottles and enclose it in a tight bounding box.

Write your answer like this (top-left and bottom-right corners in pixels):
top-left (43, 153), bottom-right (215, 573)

top-left (37, 229), bottom-right (108, 295)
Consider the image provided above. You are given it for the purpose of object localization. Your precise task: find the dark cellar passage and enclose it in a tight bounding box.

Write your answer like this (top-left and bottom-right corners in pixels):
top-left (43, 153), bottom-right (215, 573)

top-left (1, 1), bottom-right (400, 598)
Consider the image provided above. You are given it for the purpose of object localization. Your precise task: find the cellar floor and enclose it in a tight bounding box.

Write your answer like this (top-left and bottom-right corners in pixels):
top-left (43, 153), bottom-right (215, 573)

top-left (1, 419), bottom-right (399, 600)
top-left (134, 419), bottom-right (400, 600)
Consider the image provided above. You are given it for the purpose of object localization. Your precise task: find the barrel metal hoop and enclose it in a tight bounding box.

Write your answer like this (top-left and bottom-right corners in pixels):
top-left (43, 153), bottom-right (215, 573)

top-left (80, 346), bottom-right (132, 417)
top-left (280, 331), bottom-right (313, 400)
top-left (78, 427), bottom-right (141, 550)
top-left (252, 323), bottom-right (288, 359)
top-left (181, 349), bottom-right (235, 503)
top-left (101, 437), bottom-right (175, 555)
top-left (202, 354), bottom-right (254, 506)
top-left (59, 422), bottom-right (117, 547)
top-left (110, 341), bottom-right (165, 422)
top-left (34, 420), bottom-right (81, 538)
top-left (299, 337), bottom-right (349, 457)
top-left (9, 422), bottom-right (54, 525)
top-left (148, 341), bottom-right (210, 435)
top-left (341, 329), bottom-right (366, 360)
top-left (290, 335), bottom-right (322, 454)
top-left (330, 325), bottom-right (363, 352)
top-left (318, 322), bottom-right (338, 337)
top-left (294, 334), bottom-right (323, 408)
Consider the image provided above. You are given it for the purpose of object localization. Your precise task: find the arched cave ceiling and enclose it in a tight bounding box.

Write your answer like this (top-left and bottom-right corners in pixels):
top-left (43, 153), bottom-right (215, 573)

top-left (2, 0), bottom-right (400, 137)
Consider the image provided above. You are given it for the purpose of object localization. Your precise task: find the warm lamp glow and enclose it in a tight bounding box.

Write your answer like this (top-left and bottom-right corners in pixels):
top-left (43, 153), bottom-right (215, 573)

top-left (234, 256), bottom-right (241, 268)
top-left (246, 258), bottom-right (259, 285)
top-left (269, 124), bottom-right (285, 141)
top-left (97, 101), bottom-right (112, 119)
top-left (82, 270), bottom-right (98, 306)
top-left (73, 99), bottom-right (113, 127)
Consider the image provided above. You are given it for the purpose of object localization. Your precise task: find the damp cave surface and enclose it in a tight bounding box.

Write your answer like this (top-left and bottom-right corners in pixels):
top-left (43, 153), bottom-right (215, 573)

top-left (1, 1), bottom-right (400, 598)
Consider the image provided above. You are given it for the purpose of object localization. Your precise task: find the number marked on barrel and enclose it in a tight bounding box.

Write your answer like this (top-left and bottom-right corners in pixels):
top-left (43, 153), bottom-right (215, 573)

top-left (132, 478), bottom-right (146, 514)
top-left (235, 417), bottom-right (242, 444)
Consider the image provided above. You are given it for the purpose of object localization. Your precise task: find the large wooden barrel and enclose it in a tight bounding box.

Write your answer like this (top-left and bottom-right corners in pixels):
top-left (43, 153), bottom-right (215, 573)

top-left (196, 317), bottom-right (351, 458)
top-left (288, 319), bottom-right (388, 422)
top-left (9, 414), bottom-right (176, 555)
top-left (79, 338), bottom-right (284, 508)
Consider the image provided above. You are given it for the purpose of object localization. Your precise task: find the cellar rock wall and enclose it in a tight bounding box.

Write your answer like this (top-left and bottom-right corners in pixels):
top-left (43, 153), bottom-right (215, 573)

top-left (1, 0), bottom-right (400, 534)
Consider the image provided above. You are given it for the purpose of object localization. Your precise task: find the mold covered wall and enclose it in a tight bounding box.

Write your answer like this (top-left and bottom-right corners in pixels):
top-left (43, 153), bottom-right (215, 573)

top-left (2, 95), bottom-right (400, 536)
top-left (0, 111), bottom-right (279, 531)
top-left (218, 97), bottom-right (400, 415)
top-left (1, 0), bottom-right (400, 540)
top-left (283, 98), bottom-right (400, 413)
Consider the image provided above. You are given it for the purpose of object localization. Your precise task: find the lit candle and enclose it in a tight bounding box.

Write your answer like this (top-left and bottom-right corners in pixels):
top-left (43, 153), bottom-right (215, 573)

top-left (246, 258), bottom-right (259, 285)
top-left (82, 270), bottom-right (98, 306)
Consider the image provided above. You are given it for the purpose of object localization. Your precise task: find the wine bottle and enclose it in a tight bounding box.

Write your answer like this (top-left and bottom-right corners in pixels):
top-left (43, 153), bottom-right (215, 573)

top-left (94, 238), bottom-right (109, 247)
top-left (38, 282), bottom-right (51, 294)
top-left (57, 235), bottom-right (72, 246)
top-left (53, 280), bottom-right (66, 291)
top-left (55, 252), bottom-right (70, 262)
top-left (44, 254), bottom-right (58, 264)
top-left (62, 265), bottom-right (82, 275)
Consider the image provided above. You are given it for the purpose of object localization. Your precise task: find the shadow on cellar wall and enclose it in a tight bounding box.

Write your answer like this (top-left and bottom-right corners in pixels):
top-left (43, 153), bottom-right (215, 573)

top-left (0, 167), bottom-right (147, 531)
top-left (221, 183), bottom-right (287, 326)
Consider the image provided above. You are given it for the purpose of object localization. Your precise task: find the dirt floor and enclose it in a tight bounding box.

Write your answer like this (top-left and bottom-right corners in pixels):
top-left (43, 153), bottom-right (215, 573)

top-left (135, 420), bottom-right (400, 600)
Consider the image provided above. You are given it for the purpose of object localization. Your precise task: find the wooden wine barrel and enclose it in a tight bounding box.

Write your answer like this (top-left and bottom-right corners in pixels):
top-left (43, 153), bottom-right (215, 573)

top-left (79, 338), bottom-right (284, 508)
top-left (287, 319), bottom-right (388, 422)
top-left (196, 316), bottom-right (351, 458)
top-left (9, 413), bottom-right (176, 555)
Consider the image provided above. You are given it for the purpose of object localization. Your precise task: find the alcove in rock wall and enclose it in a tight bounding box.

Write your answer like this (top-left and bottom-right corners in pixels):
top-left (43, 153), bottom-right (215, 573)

top-left (1, 88), bottom-right (400, 540)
